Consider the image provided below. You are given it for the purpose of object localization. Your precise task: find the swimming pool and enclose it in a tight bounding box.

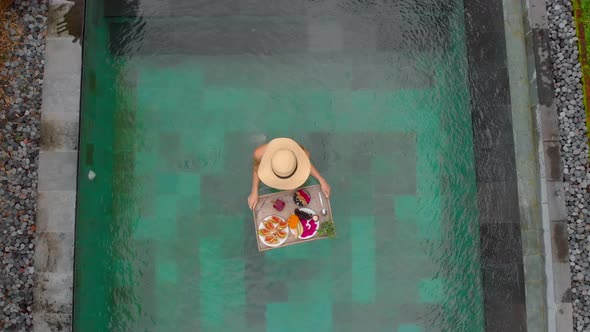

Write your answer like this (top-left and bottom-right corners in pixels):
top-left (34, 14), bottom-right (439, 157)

top-left (74, 0), bottom-right (491, 330)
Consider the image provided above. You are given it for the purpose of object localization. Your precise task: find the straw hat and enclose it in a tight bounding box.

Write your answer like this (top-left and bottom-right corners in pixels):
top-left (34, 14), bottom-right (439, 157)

top-left (258, 138), bottom-right (311, 190)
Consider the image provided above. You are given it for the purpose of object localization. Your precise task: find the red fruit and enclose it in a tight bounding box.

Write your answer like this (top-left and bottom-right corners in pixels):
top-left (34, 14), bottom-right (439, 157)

top-left (299, 219), bottom-right (318, 239)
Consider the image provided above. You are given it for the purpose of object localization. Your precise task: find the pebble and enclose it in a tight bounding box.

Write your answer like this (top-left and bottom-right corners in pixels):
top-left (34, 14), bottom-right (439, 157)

top-left (547, 0), bottom-right (590, 329)
top-left (0, 0), bottom-right (47, 331)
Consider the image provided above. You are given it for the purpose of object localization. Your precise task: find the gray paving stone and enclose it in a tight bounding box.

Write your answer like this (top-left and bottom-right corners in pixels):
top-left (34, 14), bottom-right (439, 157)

top-left (555, 303), bottom-right (573, 331)
top-left (543, 140), bottom-right (562, 181)
top-left (523, 254), bottom-right (545, 282)
top-left (546, 181), bottom-right (567, 221)
top-left (41, 76), bottom-right (82, 114)
top-left (552, 261), bottom-right (572, 304)
top-left (36, 191), bottom-right (76, 233)
top-left (33, 313), bottom-right (72, 332)
top-left (38, 152), bottom-right (78, 191)
top-left (537, 103), bottom-right (560, 141)
top-left (41, 38), bottom-right (81, 115)
top-left (40, 112), bottom-right (79, 151)
top-left (521, 230), bottom-right (542, 256)
top-left (34, 232), bottom-right (74, 273)
top-left (44, 38), bottom-right (81, 79)
top-left (551, 221), bottom-right (569, 262)
top-left (33, 273), bottom-right (73, 314)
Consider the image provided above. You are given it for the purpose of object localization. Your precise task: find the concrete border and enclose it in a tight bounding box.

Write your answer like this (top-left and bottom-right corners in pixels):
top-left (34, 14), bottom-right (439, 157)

top-left (513, 0), bottom-right (573, 330)
top-left (33, 0), bottom-right (81, 331)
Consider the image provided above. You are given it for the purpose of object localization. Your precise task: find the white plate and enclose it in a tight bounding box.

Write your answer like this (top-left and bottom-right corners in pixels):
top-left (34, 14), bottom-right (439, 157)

top-left (290, 208), bottom-right (319, 240)
top-left (258, 216), bottom-right (289, 247)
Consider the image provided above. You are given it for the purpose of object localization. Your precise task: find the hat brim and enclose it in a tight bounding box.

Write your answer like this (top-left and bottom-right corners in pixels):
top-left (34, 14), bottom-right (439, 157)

top-left (258, 138), bottom-right (311, 190)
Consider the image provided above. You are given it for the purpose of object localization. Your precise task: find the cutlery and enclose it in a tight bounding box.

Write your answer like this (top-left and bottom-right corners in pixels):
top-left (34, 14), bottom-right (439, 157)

top-left (318, 192), bottom-right (328, 216)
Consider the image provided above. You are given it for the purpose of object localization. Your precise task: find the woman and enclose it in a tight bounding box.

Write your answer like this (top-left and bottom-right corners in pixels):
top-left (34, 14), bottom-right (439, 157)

top-left (248, 138), bottom-right (331, 210)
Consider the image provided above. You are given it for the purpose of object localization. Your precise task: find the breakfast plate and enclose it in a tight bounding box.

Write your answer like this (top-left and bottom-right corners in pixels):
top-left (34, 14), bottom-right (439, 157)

top-left (258, 216), bottom-right (289, 247)
top-left (288, 208), bottom-right (319, 240)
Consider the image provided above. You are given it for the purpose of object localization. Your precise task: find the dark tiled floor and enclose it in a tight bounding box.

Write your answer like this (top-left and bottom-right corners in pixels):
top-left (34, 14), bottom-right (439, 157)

top-left (464, 0), bottom-right (527, 330)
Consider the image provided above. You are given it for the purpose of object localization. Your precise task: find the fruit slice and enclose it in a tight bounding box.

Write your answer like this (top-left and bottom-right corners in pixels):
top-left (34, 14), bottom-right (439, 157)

top-left (288, 215), bottom-right (299, 229)
top-left (263, 220), bottom-right (275, 230)
top-left (259, 229), bottom-right (271, 236)
top-left (271, 216), bottom-right (281, 224)
top-left (276, 229), bottom-right (288, 239)
top-left (296, 222), bottom-right (303, 238)
top-left (278, 220), bottom-right (288, 229)
top-left (300, 219), bottom-right (318, 239)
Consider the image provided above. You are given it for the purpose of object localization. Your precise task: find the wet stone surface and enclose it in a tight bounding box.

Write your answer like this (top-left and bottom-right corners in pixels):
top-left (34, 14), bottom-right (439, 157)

top-left (0, 0), bottom-right (48, 331)
top-left (546, 0), bottom-right (590, 330)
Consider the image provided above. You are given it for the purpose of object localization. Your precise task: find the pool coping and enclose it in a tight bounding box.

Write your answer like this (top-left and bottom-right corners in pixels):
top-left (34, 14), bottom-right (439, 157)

top-left (33, 0), bottom-right (82, 330)
top-left (507, 0), bottom-right (573, 331)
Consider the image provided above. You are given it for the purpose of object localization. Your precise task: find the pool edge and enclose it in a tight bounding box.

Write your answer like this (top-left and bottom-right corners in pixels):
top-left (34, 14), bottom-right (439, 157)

top-left (33, 0), bottom-right (84, 330)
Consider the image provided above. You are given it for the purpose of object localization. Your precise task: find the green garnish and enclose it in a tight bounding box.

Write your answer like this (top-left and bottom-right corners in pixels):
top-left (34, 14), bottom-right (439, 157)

top-left (317, 220), bottom-right (336, 238)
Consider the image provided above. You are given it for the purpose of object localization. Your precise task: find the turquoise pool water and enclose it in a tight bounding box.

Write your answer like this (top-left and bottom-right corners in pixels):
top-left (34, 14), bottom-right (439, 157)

top-left (74, 1), bottom-right (485, 331)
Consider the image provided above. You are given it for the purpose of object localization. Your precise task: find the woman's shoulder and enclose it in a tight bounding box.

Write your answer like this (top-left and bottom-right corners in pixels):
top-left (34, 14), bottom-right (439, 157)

top-left (253, 144), bottom-right (267, 162)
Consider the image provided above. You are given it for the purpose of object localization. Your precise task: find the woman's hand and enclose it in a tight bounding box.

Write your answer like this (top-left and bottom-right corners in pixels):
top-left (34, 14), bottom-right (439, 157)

top-left (248, 192), bottom-right (259, 210)
top-left (320, 179), bottom-right (331, 198)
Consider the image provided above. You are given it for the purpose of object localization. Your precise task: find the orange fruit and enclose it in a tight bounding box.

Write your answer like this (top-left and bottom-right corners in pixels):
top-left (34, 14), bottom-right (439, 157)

top-left (288, 215), bottom-right (299, 229)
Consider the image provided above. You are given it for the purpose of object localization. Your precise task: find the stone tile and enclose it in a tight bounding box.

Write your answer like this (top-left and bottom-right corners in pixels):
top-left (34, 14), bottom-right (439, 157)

top-left (525, 307), bottom-right (544, 332)
top-left (555, 303), bottom-right (573, 331)
top-left (40, 112), bottom-right (79, 151)
top-left (482, 262), bottom-right (526, 302)
top-left (537, 103), bottom-right (559, 141)
top-left (474, 144), bottom-right (518, 183)
top-left (36, 191), bottom-right (76, 233)
top-left (33, 313), bottom-right (72, 332)
top-left (523, 254), bottom-right (545, 282)
top-left (467, 29), bottom-right (508, 68)
top-left (553, 261), bottom-right (572, 303)
top-left (480, 223), bottom-right (523, 264)
top-left (341, 17), bottom-right (377, 52)
top-left (546, 181), bottom-right (567, 221)
top-left (104, 0), bottom-right (139, 17)
top-left (471, 104), bottom-right (514, 148)
top-left (174, 18), bottom-right (307, 55)
top-left (33, 272), bottom-right (73, 314)
top-left (525, 281), bottom-right (547, 314)
top-left (521, 230), bottom-right (542, 256)
top-left (543, 140), bottom-right (562, 181)
top-left (477, 181), bottom-right (520, 223)
top-left (469, 63), bottom-right (511, 108)
top-left (41, 73), bottom-right (81, 114)
top-left (238, 0), bottom-right (305, 16)
top-left (378, 14), bottom-right (450, 52)
top-left (44, 38), bottom-right (82, 79)
top-left (531, 29), bottom-right (554, 106)
top-left (484, 297), bottom-right (527, 332)
top-left (34, 232), bottom-right (74, 273)
top-left (109, 21), bottom-right (177, 56)
top-left (527, 1), bottom-right (548, 29)
top-left (464, 0), bottom-right (504, 34)
top-left (38, 152), bottom-right (78, 191)
top-left (551, 221), bottom-right (569, 262)
top-left (41, 38), bottom-right (81, 115)
top-left (308, 21), bottom-right (343, 53)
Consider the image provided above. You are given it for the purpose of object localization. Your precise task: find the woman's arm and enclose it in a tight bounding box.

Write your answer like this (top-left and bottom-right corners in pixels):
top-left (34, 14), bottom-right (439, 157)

top-left (248, 145), bottom-right (266, 209)
top-left (305, 150), bottom-right (331, 198)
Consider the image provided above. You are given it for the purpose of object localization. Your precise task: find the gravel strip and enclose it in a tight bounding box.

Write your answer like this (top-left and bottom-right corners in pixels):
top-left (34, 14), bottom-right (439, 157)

top-left (547, 0), bottom-right (590, 330)
top-left (0, 0), bottom-right (47, 331)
